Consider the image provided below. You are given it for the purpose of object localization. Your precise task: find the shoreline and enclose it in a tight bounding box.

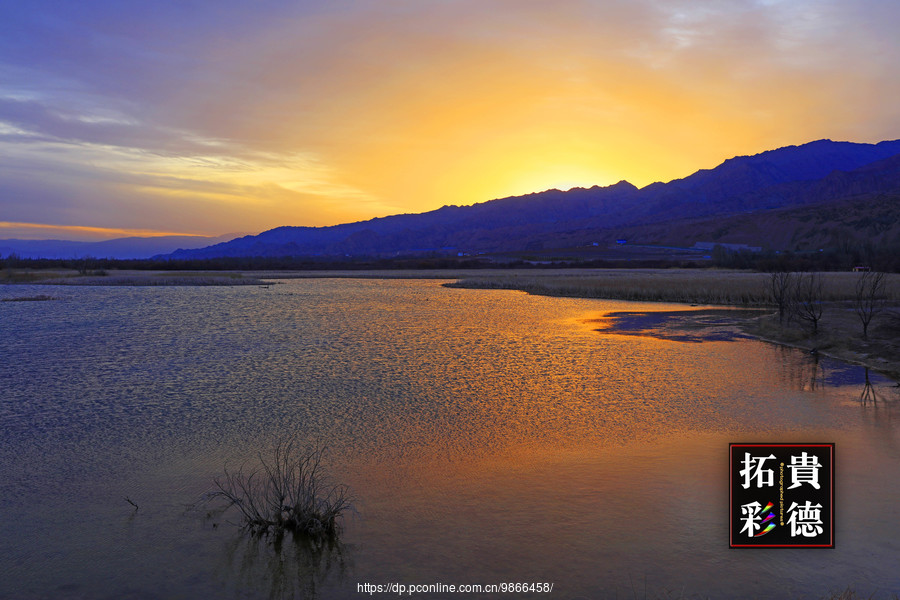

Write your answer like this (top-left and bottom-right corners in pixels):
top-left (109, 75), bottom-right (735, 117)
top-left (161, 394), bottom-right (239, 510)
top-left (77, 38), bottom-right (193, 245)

top-left (0, 269), bottom-right (271, 286)
top-left (447, 270), bottom-right (900, 382)
top-left (596, 307), bottom-right (900, 382)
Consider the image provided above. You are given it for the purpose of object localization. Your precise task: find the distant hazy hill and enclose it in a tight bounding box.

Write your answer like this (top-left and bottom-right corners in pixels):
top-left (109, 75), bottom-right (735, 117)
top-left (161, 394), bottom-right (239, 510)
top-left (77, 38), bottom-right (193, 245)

top-left (0, 233), bottom-right (244, 260)
top-left (160, 138), bottom-right (900, 259)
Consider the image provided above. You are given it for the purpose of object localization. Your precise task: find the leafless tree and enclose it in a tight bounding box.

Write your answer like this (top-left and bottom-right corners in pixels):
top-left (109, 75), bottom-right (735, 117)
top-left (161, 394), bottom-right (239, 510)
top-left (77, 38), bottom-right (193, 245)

top-left (769, 271), bottom-right (794, 324)
top-left (854, 271), bottom-right (887, 340)
top-left (794, 272), bottom-right (824, 334)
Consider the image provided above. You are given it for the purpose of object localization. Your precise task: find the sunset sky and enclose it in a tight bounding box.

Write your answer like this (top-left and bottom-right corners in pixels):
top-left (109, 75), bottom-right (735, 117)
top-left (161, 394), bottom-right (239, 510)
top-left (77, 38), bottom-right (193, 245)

top-left (2, 0), bottom-right (899, 241)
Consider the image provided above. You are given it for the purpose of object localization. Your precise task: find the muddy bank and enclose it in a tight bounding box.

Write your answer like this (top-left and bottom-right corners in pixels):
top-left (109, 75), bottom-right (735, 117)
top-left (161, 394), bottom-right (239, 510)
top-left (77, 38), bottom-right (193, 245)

top-left (1, 269), bottom-right (272, 286)
top-left (593, 306), bottom-right (900, 381)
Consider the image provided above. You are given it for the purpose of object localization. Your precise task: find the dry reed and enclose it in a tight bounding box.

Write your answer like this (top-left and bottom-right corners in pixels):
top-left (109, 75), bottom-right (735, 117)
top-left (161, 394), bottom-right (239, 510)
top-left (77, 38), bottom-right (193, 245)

top-left (446, 269), bottom-right (900, 307)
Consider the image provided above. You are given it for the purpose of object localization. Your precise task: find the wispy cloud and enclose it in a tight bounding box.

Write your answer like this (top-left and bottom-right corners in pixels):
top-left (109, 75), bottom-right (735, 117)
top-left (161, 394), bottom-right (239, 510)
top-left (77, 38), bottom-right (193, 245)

top-left (1, 0), bottom-right (898, 237)
top-left (0, 221), bottom-right (212, 241)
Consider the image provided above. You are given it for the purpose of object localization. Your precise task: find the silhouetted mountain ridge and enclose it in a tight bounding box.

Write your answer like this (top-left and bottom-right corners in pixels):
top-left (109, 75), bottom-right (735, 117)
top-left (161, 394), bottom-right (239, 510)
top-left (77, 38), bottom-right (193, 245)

top-left (163, 139), bottom-right (900, 259)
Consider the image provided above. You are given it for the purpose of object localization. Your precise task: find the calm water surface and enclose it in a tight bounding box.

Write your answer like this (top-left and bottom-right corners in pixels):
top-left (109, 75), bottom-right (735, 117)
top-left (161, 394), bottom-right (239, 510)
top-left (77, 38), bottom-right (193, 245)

top-left (1, 278), bottom-right (899, 599)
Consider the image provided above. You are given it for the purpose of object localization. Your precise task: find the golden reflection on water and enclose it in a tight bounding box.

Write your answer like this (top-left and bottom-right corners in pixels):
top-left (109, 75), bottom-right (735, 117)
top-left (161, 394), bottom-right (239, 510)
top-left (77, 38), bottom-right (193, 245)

top-left (2, 279), bottom-right (900, 599)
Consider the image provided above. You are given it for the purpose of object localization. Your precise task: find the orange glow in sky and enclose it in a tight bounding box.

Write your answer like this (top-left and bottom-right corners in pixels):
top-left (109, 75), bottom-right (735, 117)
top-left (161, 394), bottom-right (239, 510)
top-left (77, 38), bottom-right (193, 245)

top-left (1, 0), bottom-right (899, 239)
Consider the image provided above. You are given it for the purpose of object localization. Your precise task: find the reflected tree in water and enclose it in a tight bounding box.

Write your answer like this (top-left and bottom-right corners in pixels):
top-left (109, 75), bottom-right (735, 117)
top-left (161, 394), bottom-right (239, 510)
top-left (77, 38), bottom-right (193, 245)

top-left (859, 368), bottom-right (884, 406)
top-left (218, 529), bottom-right (352, 600)
top-left (805, 352), bottom-right (831, 392)
top-left (774, 345), bottom-right (826, 392)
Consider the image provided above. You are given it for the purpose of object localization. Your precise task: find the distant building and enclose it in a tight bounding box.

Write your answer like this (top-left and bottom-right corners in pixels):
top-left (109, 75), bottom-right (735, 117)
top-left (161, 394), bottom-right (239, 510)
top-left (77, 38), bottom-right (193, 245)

top-left (853, 266), bottom-right (871, 272)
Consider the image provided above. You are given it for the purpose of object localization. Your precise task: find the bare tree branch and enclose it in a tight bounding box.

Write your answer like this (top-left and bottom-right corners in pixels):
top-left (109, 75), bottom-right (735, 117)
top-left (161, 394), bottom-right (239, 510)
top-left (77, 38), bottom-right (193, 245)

top-left (855, 271), bottom-right (887, 340)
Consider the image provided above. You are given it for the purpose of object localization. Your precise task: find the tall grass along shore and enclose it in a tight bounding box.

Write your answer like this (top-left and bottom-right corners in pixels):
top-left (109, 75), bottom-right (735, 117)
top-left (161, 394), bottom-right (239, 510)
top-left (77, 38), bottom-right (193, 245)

top-left (445, 269), bottom-right (900, 306)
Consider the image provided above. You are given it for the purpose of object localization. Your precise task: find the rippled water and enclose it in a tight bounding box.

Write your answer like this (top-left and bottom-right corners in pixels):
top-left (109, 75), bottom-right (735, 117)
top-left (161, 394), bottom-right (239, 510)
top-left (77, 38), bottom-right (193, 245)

top-left (1, 278), bottom-right (899, 599)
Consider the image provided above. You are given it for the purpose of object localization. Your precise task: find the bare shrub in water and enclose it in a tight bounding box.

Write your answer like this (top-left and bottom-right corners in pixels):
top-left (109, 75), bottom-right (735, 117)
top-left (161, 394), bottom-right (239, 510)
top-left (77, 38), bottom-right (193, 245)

top-left (205, 440), bottom-right (354, 538)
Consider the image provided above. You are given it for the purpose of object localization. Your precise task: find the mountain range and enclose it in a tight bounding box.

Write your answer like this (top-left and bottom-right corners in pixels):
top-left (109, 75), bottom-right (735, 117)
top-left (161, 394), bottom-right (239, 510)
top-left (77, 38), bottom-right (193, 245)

top-left (0, 233), bottom-right (242, 260)
top-left (5, 139), bottom-right (900, 261)
top-left (163, 138), bottom-right (900, 260)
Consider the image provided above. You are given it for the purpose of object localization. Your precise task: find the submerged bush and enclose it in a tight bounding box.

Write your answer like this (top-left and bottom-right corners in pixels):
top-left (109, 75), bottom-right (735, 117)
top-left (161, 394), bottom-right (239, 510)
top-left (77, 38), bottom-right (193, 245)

top-left (204, 440), bottom-right (355, 538)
